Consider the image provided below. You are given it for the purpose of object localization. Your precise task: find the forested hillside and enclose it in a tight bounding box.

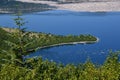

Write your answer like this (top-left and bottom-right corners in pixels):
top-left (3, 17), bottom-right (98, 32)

top-left (0, 0), bottom-right (56, 13)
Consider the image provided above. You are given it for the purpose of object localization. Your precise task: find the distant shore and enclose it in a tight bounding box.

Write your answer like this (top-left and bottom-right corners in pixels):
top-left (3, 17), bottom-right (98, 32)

top-left (16, 0), bottom-right (120, 12)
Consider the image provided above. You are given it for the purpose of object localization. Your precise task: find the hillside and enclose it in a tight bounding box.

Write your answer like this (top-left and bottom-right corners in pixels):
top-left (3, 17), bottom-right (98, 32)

top-left (15, 0), bottom-right (120, 12)
top-left (0, 0), bottom-right (56, 14)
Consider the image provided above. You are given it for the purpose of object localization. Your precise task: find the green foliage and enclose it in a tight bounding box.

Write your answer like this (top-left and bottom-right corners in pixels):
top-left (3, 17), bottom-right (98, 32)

top-left (0, 26), bottom-right (96, 57)
top-left (0, 52), bottom-right (120, 80)
top-left (0, 28), bottom-right (13, 50)
top-left (0, 27), bottom-right (97, 57)
top-left (0, 28), bottom-right (119, 79)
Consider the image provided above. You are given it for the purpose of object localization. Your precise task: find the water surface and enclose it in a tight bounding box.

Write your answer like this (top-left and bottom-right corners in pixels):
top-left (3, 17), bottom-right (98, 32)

top-left (0, 10), bottom-right (120, 65)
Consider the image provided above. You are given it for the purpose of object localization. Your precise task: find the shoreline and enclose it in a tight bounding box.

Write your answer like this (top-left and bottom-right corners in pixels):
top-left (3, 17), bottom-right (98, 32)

top-left (1, 27), bottom-right (99, 53)
top-left (16, 0), bottom-right (120, 12)
top-left (28, 38), bottom-right (99, 53)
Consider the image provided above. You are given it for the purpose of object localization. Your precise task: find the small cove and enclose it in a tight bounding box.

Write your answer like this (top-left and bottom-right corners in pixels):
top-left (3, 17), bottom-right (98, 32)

top-left (0, 10), bottom-right (120, 65)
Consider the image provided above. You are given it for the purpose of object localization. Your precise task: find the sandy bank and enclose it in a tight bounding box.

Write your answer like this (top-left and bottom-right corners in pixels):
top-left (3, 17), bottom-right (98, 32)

top-left (16, 0), bottom-right (120, 12)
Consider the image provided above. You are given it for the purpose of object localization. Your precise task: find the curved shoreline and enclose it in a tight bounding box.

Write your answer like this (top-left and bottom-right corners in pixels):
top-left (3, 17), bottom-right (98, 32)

top-left (1, 27), bottom-right (99, 53)
top-left (28, 37), bottom-right (99, 52)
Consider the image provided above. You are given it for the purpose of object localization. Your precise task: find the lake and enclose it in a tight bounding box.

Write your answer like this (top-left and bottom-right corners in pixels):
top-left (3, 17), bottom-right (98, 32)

top-left (0, 10), bottom-right (120, 65)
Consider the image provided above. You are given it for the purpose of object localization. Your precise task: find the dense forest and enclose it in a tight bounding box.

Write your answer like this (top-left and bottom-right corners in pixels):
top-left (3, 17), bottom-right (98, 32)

top-left (0, 27), bottom-right (97, 58)
top-left (0, 52), bottom-right (120, 80)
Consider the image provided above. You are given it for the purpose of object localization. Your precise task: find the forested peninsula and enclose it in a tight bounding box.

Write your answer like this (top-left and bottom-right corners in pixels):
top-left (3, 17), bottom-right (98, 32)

top-left (0, 26), bottom-right (120, 80)
top-left (0, 27), bottom-right (97, 55)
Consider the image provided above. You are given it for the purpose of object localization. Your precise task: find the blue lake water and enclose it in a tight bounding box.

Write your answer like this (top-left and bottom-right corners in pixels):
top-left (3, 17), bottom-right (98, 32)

top-left (0, 10), bottom-right (120, 65)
